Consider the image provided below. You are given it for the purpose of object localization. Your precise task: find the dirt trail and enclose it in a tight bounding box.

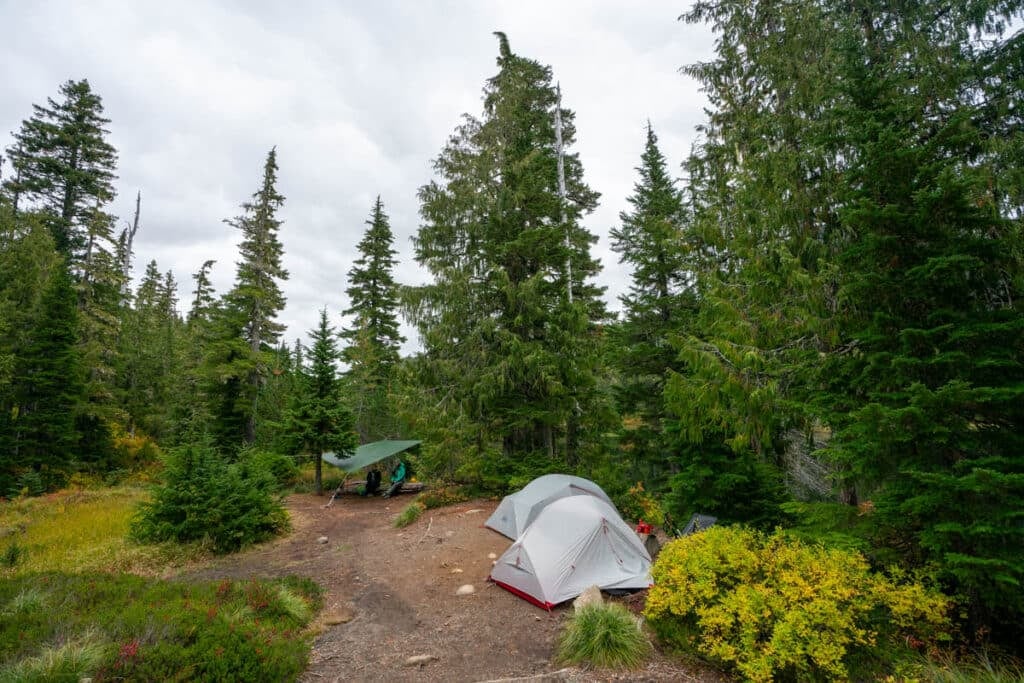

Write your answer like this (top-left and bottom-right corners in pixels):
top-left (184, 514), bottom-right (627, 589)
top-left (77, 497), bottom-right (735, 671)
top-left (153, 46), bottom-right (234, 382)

top-left (184, 493), bottom-right (720, 683)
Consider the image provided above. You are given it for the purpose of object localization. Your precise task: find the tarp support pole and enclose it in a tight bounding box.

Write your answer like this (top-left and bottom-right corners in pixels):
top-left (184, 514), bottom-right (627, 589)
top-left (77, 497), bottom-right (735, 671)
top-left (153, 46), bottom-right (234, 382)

top-left (323, 473), bottom-right (348, 509)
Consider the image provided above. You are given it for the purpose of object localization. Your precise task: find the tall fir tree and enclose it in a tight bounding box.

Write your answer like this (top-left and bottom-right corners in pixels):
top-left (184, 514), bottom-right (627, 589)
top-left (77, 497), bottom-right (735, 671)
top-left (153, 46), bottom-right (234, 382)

top-left (408, 33), bottom-right (606, 463)
top-left (74, 203), bottom-right (126, 466)
top-left (283, 308), bottom-right (357, 495)
top-left (4, 263), bottom-right (83, 491)
top-left (188, 259), bottom-right (217, 324)
top-left (815, 1), bottom-right (1024, 633)
top-left (3, 79), bottom-right (118, 261)
top-left (341, 196), bottom-right (404, 441)
top-left (609, 123), bottom-right (695, 472)
top-left (204, 149), bottom-right (288, 450)
top-left (678, 0), bottom-right (1024, 636)
top-left (118, 260), bottom-right (184, 439)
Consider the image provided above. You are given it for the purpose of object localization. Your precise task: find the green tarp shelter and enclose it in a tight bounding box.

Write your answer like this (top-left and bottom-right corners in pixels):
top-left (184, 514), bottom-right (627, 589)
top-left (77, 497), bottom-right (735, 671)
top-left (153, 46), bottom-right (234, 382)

top-left (322, 440), bottom-right (421, 473)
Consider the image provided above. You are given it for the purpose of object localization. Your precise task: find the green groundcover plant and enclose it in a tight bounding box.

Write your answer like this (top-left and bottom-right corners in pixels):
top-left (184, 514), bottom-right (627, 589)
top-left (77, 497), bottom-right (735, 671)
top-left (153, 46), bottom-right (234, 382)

top-left (0, 572), bottom-right (322, 682)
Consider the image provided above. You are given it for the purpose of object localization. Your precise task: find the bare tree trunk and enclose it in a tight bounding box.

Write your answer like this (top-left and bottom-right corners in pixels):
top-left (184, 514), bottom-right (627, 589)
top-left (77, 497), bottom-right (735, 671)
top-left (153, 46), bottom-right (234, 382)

top-left (554, 84), bottom-right (572, 304)
top-left (315, 451), bottom-right (323, 495)
top-left (120, 191), bottom-right (141, 302)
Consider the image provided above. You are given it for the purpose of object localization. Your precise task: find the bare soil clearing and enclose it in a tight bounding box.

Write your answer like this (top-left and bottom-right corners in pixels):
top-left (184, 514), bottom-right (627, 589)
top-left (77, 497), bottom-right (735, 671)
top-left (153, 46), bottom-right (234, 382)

top-left (184, 494), bottom-right (722, 683)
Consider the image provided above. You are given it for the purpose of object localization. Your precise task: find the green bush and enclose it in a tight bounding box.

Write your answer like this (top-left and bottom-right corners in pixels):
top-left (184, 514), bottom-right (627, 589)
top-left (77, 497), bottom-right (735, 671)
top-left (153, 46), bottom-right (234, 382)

top-left (240, 448), bottom-right (299, 492)
top-left (644, 526), bottom-right (951, 682)
top-left (662, 441), bottom-right (789, 529)
top-left (131, 445), bottom-right (288, 553)
top-left (557, 602), bottom-right (652, 670)
top-left (418, 485), bottom-right (469, 510)
top-left (0, 573), bottom-right (322, 682)
top-left (615, 481), bottom-right (664, 527)
top-left (393, 501), bottom-right (425, 528)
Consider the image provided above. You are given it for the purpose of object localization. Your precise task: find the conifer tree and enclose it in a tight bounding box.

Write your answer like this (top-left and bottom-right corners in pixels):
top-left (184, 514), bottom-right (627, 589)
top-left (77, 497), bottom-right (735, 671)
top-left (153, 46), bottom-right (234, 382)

top-left (118, 261), bottom-right (184, 439)
top-left (283, 309), bottom-right (357, 494)
top-left (409, 34), bottom-right (606, 462)
top-left (609, 123), bottom-right (694, 468)
top-left (74, 203), bottom-right (125, 464)
top-left (341, 196), bottom-right (404, 440)
top-left (205, 149), bottom-right (288, 449)
top-left (3, 79), bottom-right (118, 260)
top-left (188, 259), bottom-right (217, 324)
top-left (5, 263), bottom-right (83, 490)
top-left (677, 0), bottom-right (1024, 636)
top-left (816, 2), bottom-right (1024, 631)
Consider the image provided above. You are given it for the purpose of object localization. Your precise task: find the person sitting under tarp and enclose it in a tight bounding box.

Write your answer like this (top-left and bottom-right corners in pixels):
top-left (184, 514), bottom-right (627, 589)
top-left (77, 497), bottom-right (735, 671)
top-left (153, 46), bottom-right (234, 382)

top-left (383, 461), bottom-right (406, 498)
top-left (362, 467), bottom-right (382, 496)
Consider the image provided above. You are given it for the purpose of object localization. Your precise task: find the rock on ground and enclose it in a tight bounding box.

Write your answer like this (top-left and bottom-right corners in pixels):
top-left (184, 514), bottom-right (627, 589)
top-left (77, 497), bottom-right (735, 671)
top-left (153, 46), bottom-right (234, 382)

top-left (573, 585), bottom-right (603, 612)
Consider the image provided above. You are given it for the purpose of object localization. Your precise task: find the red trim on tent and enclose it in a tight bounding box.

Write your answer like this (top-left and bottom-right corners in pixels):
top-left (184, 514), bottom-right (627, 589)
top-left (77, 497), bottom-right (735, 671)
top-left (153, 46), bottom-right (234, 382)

top-left (490, 578), bottom-right (554, 611)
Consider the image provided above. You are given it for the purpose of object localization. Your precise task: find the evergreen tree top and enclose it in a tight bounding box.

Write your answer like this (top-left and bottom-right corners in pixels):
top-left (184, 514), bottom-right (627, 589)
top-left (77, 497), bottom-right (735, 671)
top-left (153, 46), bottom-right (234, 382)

top-left (224, 147), bottom-right (288, 350)
top-left (4, 79), bottom-right (119, 259)
top-left (342, 195), bottom-right (404, 365)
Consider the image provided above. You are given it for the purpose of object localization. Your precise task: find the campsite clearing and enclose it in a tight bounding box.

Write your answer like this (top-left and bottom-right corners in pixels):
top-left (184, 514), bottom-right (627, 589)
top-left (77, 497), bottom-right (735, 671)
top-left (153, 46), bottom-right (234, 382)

top-left (185, 493), bottom-right (722, 682)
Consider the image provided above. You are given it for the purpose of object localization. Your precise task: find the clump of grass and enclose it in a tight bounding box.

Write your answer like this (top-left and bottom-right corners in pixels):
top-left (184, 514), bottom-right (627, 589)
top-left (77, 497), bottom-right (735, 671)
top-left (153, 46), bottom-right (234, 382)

top-left (4, 587), bottom-right (45, 615)
top-left (276, 586), bottom-right (313, 623)
top-left (393, 501), bottom-right (425, 528)
top-left (1, 630), bottom-right (107, 683)
top-left (908, 650), bottom-right (1024, 683)
top-left (557, 602), bottom-right (652, 670)
top-left (1, 542), bottom-right (24, 568)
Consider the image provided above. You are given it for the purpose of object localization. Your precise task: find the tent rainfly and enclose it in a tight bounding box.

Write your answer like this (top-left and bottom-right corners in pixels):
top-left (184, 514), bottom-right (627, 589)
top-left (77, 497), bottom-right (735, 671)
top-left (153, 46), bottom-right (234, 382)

top-left (322, 440), bottom-right (421, 473)
top-left (485, 473), bottom-right (613, 540)
top-left (489, 495), bottom-right (652, 609)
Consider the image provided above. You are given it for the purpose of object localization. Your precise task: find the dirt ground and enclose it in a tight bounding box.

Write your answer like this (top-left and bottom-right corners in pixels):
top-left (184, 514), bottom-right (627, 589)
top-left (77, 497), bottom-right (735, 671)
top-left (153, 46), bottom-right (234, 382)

top-left (185, 493), bottom-right (724, 683)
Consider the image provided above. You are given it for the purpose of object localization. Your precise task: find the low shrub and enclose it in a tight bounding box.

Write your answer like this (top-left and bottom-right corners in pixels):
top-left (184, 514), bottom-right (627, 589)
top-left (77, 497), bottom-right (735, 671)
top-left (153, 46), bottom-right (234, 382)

top-left (615, 481), bottom-right (664, 527)
top-left (0, 572), bottom-right (322, 682)
top-left (131, 445), bottom-right (288, 553)
top-left (240, 449), bottom-right (299, 492)
top-left (111, 432), bottom-right (163, 471)
top-left (393, 501), bottom-right (425, 528)
top-left (292, 462), bottom-right (344, 494)
top-left (557, 602), bottom-right (652, 670)
top-left (644, 526), bottom-right (951, 682)
top-left (11, 470), bottom-right (45, 498)
top-left (418, 485), bottom-right (469, 510)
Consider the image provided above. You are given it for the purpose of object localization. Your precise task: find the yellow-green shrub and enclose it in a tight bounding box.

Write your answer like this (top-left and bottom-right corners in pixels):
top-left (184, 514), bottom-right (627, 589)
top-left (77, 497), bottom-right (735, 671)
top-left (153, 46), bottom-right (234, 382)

top-left (111, 432), bottom-right (162, 471)
top-left (616, 481), bottom-right (664, 527)
top-left (643, 526), bottom-right (950, 682)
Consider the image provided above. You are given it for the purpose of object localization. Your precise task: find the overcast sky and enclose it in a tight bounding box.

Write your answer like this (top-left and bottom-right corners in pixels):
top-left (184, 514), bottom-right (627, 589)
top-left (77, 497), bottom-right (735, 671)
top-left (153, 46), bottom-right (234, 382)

top-left (0, 1), bottom-right (715, 354)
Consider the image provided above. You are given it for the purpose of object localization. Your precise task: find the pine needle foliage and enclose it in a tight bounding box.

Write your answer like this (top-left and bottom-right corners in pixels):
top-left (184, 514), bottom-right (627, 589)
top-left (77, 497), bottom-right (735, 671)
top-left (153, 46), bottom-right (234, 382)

top-left (131, 444), bottom-right (288, 553)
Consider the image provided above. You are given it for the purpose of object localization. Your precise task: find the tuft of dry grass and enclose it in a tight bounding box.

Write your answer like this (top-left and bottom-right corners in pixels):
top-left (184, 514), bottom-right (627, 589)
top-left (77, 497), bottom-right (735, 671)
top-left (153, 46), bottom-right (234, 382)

top-left (0, 486), bottom-right (209, 578)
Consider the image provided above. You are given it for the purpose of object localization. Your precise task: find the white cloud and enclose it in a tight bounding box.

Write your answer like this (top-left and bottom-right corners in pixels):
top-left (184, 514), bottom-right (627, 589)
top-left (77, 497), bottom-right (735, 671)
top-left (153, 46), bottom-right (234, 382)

top-left (0, 0), bottom-right (714, 354)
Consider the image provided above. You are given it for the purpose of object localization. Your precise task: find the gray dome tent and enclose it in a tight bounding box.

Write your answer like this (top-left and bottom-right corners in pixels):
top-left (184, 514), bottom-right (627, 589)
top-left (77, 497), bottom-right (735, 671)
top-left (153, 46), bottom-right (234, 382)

top-left (484, 473), bottom-right (614, 540)
top-left (490, 495), bottom-right (652, 609)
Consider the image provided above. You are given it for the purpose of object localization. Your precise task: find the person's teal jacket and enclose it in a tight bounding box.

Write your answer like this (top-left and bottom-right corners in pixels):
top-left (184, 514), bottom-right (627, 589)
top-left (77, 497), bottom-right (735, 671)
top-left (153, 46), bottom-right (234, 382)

top-left (390, 462), bottom-right (406, 484)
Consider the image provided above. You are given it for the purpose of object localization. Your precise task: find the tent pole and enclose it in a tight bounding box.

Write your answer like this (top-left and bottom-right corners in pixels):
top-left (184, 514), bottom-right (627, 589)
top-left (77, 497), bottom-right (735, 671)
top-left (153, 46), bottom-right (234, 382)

top-left (324, 473), bottom-right (348, 509)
